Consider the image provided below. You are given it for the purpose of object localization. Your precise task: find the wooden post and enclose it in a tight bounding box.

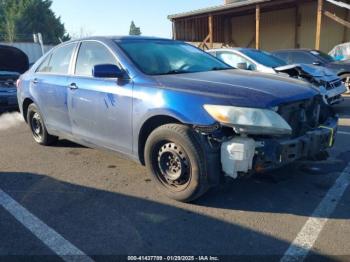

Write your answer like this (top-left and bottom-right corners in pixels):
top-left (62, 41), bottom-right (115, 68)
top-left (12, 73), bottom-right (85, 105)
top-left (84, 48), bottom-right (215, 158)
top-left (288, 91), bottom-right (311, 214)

top-left (343, 10), bottom-right (350, 42)
top-left (209, 14), bottom-right (213, 49)
top-left (256, 5), bottom-right (260, 49)
top-left (172, 21), bottom-right (177, 40)
top-left (315, 0), bottom-right (323, 50)
top-left (295, 4), bottom-right (300, 48)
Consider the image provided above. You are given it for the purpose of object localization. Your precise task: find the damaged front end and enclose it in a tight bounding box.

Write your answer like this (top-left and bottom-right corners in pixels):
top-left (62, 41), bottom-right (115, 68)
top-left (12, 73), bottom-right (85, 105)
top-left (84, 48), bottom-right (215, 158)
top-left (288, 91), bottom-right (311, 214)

top-left (275, 64), bottom-right (346, 105)
top-left (195, 96), bottom-right (338, 181)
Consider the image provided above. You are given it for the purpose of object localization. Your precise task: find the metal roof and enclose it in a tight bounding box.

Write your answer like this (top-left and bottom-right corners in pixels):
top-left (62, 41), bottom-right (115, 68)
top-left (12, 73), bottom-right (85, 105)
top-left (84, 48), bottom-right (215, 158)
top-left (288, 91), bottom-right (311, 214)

top-left (168, 0), bottom-right (271, 20)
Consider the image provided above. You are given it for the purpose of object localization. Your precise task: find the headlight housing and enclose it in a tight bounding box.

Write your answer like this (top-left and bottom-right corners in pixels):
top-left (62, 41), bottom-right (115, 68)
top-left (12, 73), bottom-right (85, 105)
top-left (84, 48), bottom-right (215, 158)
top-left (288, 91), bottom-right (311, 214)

top-left (204, 105), bottom-right (292, 135)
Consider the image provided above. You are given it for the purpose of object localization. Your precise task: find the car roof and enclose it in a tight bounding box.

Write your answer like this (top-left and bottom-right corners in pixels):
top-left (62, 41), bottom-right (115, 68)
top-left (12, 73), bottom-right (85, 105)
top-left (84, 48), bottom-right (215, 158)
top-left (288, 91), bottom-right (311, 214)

top-left (273, 49), bottom-right (315, 53)
top-left (208, 47), bottom-right (257, 52)
top-left (64, 35), bottom-right (173, 44)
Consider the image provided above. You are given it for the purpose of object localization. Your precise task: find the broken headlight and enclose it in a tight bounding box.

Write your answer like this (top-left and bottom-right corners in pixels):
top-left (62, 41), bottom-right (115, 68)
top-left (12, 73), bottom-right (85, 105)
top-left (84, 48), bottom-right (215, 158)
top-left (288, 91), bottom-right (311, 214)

top-left (203, 105), bottom-right (292, 135)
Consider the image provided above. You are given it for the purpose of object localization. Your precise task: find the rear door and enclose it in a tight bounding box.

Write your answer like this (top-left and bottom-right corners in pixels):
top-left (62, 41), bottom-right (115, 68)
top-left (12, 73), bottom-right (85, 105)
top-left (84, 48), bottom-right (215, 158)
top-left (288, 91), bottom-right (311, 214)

top-left (31, 43), bottom-right (77, 135)
top-left (67, 41), bottom-right (133, 154)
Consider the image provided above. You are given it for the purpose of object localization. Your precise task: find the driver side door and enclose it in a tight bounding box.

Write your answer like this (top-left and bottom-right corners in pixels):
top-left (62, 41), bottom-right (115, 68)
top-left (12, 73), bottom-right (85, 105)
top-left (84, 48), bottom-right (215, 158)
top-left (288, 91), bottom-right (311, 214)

top-left (67, 41), bottom-right (133, 154)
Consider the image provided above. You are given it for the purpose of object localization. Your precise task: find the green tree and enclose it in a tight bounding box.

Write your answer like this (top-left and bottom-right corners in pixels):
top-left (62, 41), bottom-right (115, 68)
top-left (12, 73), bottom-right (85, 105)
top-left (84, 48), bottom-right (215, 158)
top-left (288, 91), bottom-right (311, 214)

top-left (129, 21), bottom-right (141, 36)
top-left (0, 0), bottom-right (70, 44)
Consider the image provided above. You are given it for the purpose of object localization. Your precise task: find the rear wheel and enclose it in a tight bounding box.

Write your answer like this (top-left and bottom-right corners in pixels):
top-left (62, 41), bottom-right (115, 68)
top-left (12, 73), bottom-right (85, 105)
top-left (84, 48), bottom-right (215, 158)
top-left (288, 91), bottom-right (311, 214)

top-left (27, 103), bottom-right (58, 145)
top-left (144, 124), bottom-right (209, 202)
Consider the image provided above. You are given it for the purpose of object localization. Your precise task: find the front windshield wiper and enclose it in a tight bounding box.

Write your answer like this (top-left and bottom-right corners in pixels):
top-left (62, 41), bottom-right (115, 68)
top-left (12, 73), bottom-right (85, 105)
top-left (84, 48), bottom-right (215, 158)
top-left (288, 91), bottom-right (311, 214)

top-left (211, 67), bottom-right (233, 71)
top-left (157, 67), bottom-right (233, 76)
top-left (158, 70), bottom-right (191, 75)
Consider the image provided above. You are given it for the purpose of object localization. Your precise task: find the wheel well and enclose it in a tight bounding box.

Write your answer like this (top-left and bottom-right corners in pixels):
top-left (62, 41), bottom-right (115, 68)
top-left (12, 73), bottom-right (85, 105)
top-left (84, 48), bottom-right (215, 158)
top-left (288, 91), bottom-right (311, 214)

top-left (138, 115), bottom-right (181, 165)
top-left (22, 98), bottom-right (34, 122)
top-left (338, 72), bottom-right (350, 77)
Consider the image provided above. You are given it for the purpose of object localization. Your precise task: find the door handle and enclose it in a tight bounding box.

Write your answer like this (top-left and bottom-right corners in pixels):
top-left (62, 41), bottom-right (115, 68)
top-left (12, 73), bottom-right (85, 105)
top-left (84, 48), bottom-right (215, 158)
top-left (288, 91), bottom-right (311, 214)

top-left (69, 83), bottom-right (78, 90)
top-left (32, 78), bottom-right (38, 84)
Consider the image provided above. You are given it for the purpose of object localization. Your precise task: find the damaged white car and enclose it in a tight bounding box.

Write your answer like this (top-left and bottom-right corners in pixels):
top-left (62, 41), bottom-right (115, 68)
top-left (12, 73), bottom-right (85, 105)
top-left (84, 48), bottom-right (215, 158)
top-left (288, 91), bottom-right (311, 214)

top-left (208, 48), bottom-right (346, 105)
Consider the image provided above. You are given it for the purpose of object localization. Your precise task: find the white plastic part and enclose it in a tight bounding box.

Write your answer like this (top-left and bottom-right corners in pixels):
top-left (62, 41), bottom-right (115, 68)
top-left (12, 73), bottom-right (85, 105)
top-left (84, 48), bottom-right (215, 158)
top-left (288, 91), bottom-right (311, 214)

top-left (221, 137), bottom-right (256, 179)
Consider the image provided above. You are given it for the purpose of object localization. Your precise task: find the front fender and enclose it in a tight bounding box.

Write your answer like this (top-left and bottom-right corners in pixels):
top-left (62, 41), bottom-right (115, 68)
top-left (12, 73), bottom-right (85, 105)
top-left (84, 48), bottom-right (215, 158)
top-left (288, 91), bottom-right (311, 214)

top-left (132, 84), bottom-right (218, 157)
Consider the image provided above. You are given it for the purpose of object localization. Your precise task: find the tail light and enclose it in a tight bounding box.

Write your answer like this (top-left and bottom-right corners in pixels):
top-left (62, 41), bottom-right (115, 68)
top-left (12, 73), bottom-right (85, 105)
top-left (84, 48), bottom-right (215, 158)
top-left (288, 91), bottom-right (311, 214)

top-left (16, 79), bottom-right (21, 89)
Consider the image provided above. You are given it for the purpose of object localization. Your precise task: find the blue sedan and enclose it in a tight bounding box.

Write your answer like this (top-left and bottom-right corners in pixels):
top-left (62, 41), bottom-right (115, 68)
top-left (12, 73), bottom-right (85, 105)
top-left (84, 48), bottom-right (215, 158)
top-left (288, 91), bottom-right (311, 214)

top-left (17, 36), bottom-right (337, 201)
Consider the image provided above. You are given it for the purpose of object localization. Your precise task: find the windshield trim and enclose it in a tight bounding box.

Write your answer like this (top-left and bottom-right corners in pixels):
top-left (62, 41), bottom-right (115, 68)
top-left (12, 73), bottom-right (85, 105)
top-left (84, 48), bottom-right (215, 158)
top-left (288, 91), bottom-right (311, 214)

top-left (310, 50), bottom-right (335, 63)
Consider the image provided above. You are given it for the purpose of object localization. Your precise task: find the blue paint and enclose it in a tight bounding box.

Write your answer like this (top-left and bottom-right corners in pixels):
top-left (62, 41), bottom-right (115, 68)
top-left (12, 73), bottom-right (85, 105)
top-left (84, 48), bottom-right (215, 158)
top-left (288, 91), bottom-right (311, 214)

top-left (104, 98), bottom-right (109, 109)
top-left (107, 93), bottom-right (116, 107)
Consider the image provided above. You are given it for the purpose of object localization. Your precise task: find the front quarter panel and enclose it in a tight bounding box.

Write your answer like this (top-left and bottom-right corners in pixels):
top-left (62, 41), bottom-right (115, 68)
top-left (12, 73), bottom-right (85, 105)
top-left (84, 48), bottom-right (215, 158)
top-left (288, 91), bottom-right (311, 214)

top-left (132, 76), bottom-right (220, 155)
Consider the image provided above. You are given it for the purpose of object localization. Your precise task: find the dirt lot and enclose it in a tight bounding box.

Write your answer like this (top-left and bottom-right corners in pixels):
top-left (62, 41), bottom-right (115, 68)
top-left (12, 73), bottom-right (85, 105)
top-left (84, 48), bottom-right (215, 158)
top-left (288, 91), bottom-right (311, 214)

top-left (0, 98), bottom-right (350, 261)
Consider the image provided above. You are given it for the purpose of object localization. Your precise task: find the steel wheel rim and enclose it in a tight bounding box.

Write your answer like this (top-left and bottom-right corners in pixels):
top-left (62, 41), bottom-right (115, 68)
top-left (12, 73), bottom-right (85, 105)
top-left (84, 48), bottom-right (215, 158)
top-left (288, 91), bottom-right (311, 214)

top-left (344, 77), bottom-right (350, 92)
top-left (31, 112), bottom-right (43, 141)
top-left (154, 142), bottom-right (191, 191)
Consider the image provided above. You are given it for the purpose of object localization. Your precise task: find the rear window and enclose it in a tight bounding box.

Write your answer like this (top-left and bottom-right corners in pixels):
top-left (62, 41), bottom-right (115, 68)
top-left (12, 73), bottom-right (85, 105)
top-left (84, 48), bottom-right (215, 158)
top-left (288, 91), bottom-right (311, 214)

top-left (37, 43), bottom-right (76, 74)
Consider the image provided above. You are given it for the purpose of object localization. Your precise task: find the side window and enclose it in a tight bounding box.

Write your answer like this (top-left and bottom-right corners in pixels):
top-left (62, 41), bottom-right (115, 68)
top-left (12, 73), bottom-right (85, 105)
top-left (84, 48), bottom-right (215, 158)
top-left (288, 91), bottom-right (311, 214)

top-left (273, 52), bottom-right (289, 63)
top-left (289, 52), bottom-right (314, 64)
top-left (217, 51), bottom-right (255, 70)
top-left (75, 42), bottom-right (118, 76)
top-left (36, 54), bottom-right (52, 73)
top-left (37, 44), bottom-right (75, 74)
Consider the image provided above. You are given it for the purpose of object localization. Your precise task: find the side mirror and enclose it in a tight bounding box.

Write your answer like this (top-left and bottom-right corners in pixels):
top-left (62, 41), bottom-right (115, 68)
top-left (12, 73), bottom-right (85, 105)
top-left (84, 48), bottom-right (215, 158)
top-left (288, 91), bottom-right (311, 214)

top-left (312, 61), bottom-right (323, 66)
top-left (248, 64), bottom-right (256, 71)
top-left (237, 62), bottom-right (248, 70)
top-left (93, 64), bottom-right (124, 78)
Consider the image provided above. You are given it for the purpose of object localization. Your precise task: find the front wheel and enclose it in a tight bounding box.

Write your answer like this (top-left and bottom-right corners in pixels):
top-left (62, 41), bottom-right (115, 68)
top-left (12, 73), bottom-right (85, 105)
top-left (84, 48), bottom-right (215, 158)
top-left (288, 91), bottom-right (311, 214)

top-left (144, 124), bottom-right (209, 202)
top-left (27, 103), bottom-right (58, 145)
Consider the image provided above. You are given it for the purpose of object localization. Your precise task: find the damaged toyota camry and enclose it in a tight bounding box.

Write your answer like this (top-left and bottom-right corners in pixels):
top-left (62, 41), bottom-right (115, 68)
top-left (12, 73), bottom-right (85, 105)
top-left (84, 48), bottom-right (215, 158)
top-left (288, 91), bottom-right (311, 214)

top-left (17, 37), bottom-right (338, 202)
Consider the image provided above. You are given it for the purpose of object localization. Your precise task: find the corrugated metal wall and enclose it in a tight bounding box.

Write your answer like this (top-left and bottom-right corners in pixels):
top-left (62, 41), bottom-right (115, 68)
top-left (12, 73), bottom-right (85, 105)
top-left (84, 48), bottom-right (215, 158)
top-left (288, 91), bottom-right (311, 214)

top-left (261, 8), bottom-right (296, 50)
top-left (320, 1), bottom-right (348, 51)
top-left (174, 0), bottom-right (350, 52)
top-left (230, 14), bottom-right (256, 47)
top-left (228, 1), bottom-right (346, 52)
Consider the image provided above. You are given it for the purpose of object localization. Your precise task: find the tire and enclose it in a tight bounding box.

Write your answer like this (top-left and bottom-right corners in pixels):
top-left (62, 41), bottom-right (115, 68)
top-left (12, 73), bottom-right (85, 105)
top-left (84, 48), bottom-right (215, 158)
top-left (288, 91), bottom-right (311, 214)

top-left (144, 124), bottom-right (209, 202)
top-left (340, 73), bottom-right (350, 93)
top-left (27, 103), bottom-right (58, 145)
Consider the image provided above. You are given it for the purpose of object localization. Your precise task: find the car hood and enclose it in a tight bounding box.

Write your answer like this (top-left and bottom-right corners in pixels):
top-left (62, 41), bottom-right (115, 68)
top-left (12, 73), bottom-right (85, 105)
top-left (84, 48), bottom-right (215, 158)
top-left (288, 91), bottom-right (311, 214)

top-left (275, 63), bottom-right (336, 77)
top-left (333, 59), bottom-right (350, 65)
top-left (153, 69), bottom-right (318, 108)
top-left (0, 45), bottom-right (29, 74)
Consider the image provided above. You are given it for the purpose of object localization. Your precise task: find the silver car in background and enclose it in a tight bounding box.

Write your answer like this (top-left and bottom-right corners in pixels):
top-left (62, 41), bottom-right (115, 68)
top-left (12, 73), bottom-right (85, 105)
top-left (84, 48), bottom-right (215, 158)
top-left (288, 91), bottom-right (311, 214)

top-left (208, 48), bottom-right (346, 105)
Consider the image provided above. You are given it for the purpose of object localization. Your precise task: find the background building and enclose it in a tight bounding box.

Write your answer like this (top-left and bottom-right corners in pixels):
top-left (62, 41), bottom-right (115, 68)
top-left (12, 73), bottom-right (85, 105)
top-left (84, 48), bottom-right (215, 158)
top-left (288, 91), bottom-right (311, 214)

top-left (168, 0), bottom-right (350, 52)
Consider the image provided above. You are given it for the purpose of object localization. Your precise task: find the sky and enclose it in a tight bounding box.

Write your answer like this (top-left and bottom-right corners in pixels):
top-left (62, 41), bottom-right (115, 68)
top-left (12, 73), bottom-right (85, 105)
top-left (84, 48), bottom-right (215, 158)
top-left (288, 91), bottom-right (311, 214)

top-left (51, 0), bottom-right (223, 39)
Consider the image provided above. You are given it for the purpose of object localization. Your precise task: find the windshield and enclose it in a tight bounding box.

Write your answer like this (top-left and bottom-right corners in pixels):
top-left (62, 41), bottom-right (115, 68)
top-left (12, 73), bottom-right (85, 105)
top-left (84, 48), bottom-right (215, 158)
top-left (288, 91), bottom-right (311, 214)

top-left (240, 49), bottom-right (287, 68)
top-left (310, 50), bottom-right (335, 62)
top-left (116, 40), bottom-right (232, 75)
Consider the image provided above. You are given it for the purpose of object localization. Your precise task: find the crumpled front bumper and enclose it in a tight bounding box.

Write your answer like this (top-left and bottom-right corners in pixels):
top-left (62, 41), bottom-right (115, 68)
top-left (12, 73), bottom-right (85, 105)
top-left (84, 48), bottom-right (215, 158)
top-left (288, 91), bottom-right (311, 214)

top-left (254, 116), bottom-right (338, 172)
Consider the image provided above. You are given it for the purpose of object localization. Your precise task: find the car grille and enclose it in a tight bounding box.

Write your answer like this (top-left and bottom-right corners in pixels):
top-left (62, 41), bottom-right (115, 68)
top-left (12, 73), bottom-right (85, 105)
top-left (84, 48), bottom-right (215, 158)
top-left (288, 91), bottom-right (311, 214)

top-left (325, 79), bottom-right (342, 90)
top-left (278, 97), bottom-right (322, 137)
